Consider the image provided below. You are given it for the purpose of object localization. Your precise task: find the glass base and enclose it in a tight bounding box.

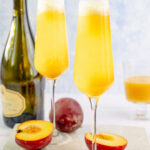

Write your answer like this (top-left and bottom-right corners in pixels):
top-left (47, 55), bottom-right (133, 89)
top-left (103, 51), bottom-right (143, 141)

top-left (130, 103), bottom-right (149, 120)
top-left (50, 129), bottom-right (72, 145)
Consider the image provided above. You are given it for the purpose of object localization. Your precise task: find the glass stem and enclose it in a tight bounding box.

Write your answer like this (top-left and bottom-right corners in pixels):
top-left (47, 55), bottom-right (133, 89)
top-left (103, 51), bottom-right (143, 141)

top-left (49, 80), bottom-right (59, 137)
top-left (89, 98), bottom-right (98, 150)
top-left (136, 103), bottom-right (147, 120)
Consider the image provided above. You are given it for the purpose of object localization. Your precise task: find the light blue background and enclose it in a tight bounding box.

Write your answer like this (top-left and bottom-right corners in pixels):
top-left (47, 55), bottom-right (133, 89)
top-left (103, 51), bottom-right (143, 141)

top-left (0, 0), bottom-right (150, 95)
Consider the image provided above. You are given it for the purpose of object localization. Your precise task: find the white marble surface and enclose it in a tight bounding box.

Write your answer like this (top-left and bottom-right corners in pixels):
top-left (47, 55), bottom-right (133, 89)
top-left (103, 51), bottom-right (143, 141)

top-left (3, 124), bottom-right (150, 150)
top-left (0, 93), bottom-right (150, 149)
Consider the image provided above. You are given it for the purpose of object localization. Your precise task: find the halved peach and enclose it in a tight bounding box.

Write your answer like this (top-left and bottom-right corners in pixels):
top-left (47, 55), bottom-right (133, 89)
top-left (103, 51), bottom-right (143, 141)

top-left (16, 120), bottom-right (53, 150)
top-left (85, 132), bottom-right (128, 150)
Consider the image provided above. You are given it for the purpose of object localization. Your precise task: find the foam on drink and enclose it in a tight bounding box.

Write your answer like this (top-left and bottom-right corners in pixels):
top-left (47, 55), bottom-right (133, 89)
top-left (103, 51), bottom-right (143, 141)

top-left (79, 0), bottom-right (109, 16)
top-left (37, 0), bottom-right (64, 14)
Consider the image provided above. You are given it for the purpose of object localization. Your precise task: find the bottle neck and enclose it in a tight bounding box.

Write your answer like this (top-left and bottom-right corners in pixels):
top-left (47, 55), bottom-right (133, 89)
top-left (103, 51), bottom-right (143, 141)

top-left (13, 0), bottom-right (27, 14)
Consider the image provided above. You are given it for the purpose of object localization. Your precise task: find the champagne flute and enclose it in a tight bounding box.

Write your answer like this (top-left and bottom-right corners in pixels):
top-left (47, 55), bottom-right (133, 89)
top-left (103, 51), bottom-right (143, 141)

top-left (34, 0), bottom-right (69, 144)
top-left (74, 0), bottom-right (114, 149)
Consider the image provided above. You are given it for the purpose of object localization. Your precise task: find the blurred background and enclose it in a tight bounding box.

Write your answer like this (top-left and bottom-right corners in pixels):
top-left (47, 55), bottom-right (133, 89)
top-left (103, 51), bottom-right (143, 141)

top-left (0, 0), bottom-right (150, 95)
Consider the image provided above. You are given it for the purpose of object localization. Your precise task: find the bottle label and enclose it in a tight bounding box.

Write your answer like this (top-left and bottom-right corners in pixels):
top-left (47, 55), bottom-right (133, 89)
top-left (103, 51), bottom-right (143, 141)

top-left (0, 85), bottom-right (26, 117)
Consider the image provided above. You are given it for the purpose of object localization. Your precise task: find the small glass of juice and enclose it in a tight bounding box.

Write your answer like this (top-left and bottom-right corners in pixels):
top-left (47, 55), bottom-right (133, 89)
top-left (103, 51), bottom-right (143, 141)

top-left (123, 60), bottom-right (150, 120)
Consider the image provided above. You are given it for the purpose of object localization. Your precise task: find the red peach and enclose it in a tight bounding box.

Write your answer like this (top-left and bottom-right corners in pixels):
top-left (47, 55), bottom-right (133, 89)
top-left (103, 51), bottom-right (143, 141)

top-left (50, 97), bottom-right (83, 133)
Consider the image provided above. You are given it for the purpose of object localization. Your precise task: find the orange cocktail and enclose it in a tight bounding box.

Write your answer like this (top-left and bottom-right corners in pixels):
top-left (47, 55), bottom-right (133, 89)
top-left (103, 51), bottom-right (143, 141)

top-left (35, 1), bottom-right (68, 79)
top-left (74, 0), bottom-right (114, 149)
top-left (74, 0), bottom-right (114, 98)
top-left (125, 76), bottom-right (150, 103)
top-left (34, 0), bottom-right (69, 144)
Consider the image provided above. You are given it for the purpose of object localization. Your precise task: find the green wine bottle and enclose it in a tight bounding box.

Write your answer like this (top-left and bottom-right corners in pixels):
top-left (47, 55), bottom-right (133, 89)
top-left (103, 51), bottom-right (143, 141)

top-left (0, 0), bottom-right (44, 128)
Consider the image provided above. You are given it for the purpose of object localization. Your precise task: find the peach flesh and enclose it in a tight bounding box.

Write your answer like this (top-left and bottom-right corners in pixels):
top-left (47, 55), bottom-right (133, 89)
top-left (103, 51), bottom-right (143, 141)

top-left (16, 120), bottom-right (53, 150)
top-left (85, 133), bottom-right (127, 150)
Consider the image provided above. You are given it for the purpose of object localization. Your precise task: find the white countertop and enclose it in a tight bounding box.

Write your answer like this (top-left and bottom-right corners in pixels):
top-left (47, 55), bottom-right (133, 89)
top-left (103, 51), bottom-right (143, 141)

top-left (0, 93), bottom-right (150, 150)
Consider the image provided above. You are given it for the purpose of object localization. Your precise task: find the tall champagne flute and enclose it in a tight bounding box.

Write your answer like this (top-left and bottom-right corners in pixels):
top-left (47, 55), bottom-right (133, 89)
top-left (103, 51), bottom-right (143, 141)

top-left (74, 0), bottom-right (114, 149)
top-left (34, 0), bottom-right (69, 144)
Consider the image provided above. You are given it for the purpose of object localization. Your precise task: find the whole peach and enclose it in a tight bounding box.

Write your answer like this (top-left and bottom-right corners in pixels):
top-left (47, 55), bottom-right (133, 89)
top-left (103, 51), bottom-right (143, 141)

top-left (50, 97), bottom-right (83, 133)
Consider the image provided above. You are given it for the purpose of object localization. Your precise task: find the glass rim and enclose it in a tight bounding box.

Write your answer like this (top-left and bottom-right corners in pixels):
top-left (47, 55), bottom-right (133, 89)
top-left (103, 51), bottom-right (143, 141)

top-left (79, 0), bottom-right (109, 2)
top-left (122, 58), bottom-right (150, 65)
top-left (79, 0), bottom-right (109, 5)
top-left (37, 0), bottom-right (64, 13)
